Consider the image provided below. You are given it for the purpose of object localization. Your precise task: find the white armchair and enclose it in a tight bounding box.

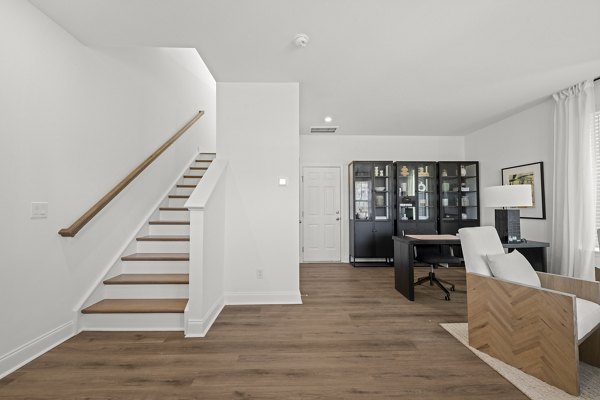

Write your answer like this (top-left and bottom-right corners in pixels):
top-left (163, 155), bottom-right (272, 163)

top-left (459, 226), bottom-right (600, 396)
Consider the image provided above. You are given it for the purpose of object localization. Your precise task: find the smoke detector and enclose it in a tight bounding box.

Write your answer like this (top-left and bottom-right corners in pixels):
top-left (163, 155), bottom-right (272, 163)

top-left (294, 33), bottom-right (310, 48)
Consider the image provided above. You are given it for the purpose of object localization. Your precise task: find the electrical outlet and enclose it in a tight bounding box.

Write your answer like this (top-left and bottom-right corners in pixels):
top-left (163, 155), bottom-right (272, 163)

top-left (256, 269), bottom-right (264, 279)
top-left (31, 202), bottom-right (48, 219)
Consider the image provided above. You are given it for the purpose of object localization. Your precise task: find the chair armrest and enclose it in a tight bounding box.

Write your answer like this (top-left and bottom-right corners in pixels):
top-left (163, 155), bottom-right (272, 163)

top-left (536, 272), bottom-right (600, 304)
top-left (466, 272), bottom-right (580, 395)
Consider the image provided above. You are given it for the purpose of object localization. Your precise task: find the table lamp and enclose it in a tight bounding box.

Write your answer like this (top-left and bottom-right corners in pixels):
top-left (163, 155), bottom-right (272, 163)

top-left (482, 185), bottom-right (533, 243)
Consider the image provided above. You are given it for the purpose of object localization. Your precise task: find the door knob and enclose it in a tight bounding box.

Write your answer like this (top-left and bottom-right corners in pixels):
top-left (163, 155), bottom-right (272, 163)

top-left (336, 217), bottom-right (340, 221)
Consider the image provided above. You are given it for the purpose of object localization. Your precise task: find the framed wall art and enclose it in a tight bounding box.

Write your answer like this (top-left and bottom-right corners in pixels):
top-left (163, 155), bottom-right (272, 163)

top-left (501, 161), bottom-right (546, 219)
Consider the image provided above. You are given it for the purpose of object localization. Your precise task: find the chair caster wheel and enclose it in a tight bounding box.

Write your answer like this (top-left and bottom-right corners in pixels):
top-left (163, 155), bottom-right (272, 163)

top-left (444, 295), bottom-right (450, 301)
top-left (450, 287), bottom-right (455, 292)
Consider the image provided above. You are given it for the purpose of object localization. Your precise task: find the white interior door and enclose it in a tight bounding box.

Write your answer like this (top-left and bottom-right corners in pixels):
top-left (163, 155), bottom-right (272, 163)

top-left (302, 166), bottom-right (341, 262)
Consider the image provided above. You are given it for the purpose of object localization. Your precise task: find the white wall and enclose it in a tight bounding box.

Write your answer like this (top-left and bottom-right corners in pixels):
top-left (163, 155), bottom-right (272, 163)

top-left (0, 0), bottom-right (215, 376)
top-left (464, 99), bottom-right (554, 242)
top-left (300, 135), bottom-right (465, 261)
top-left (185, 160), bottom-right (227, 337)
top-left (217, 83), bottom-right (301, 304)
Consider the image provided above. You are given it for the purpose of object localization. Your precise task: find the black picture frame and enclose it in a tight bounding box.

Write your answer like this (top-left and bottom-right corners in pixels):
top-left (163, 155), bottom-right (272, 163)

top-left (501, 162), bottom-right (546, 219)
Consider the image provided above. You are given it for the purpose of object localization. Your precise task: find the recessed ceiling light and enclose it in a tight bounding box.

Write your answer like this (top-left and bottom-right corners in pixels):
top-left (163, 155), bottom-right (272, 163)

top-left (324, 116), bottom-right (333, 123)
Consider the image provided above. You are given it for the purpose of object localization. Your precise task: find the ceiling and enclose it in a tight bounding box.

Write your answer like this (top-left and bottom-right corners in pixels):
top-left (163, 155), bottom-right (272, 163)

top-left (31, 0), bottom-right (600, 136)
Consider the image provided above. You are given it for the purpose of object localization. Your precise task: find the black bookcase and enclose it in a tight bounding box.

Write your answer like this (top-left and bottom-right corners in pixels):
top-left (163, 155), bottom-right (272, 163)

top-left (349, 161), bottom-right (394, 266)
top-left (394, 161), bottom-right (438, 235)
top-left (438, 161), bottom-right (480, 234)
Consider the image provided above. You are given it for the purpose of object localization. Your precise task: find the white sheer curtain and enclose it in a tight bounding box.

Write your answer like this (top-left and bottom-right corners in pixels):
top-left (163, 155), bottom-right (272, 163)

top-left (551, 80), bottom-right (596, 279)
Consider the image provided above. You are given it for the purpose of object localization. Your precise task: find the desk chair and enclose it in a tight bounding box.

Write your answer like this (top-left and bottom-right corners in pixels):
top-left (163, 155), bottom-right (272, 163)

top-left (414, 246), bottom-right (462, 301)
top-left (460, 226), bottom-right (600, 396)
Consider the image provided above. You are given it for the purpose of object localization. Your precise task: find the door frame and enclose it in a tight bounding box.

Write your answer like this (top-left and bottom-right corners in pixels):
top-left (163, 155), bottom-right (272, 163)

top-left (300, 164), bottom-right (343, 263)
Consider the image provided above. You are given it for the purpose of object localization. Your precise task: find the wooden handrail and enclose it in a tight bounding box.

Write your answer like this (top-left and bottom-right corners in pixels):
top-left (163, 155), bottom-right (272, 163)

top-left (59, 111), bottom-right (204, 237)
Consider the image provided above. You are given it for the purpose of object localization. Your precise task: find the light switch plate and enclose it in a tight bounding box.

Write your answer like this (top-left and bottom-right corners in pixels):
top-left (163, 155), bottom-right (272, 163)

top-left (31, 202), bottom-right (48, 219)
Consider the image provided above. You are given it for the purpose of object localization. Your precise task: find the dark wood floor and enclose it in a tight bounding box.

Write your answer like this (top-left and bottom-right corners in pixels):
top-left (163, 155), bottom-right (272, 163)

top-left (0, 264), bottom-right (526, 399)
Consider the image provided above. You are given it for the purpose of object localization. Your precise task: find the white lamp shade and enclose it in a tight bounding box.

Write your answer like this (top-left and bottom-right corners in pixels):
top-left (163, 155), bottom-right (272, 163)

top-left (482, 185), bottom-right (533, 208)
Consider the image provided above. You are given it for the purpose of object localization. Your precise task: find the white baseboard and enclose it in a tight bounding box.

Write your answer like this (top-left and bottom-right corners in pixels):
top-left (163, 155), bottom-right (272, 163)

top-left (224, 291), bottom-right (303, 305)
top-left (185, 296), bottom-right (225, 337)
top-left (0, 320), bottom-right (75, 379)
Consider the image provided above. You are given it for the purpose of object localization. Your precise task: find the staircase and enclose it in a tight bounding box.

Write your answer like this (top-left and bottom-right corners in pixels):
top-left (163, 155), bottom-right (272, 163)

top-left (79, 153), bottom-right (215, 331)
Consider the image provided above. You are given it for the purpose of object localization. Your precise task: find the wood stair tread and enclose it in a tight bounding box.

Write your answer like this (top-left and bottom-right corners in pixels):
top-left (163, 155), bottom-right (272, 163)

top-left (176, 184), bottom-right (197, 188)
top-left (159, 207), bottom-right (188, 211)
top-left (190, 167), bottom-right (208, 170)
top-left (136, 235), bottom-right (190, 242)
top-left (104, 274), bottom-right (189, 285)
top-left (168, 195), bottom-right (189, 199)
top-left (121, 253), bottom-right (189, 261)
top-left (149, 220), bottom-right (190, 225)
top-left (82, 299), bottom-right (187, 314)
top-left (183, 175), bottom-right (203, 179)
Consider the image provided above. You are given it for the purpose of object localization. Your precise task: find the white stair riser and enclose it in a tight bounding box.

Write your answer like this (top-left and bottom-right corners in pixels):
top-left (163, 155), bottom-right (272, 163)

top-left (149, 224), bottom-right (189, 235)
top-left (182, 177), bottom-right (202, 185)
top-left (168, 197), bottom-right (188, 207)
top-left (80, 313), bottom-right (184, 331)
top-left (104, 284), bottom-right (189, 299)
top-left (136, 240), bottom-right (189, 253)
top-left (159, 210), bottom-right (189, 221)
top-left (121, 260), bottom-right (189, 274)
top-left (175, 187), bottom-right (195, 196)
top-left (188, 169), bottom-right (206, 175)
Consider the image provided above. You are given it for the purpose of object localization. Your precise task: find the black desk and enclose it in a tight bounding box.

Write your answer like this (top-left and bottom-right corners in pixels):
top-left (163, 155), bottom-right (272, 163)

top-left (392, 235), bottom-right (549, 301)
top-left (503, 241), bottom-right (549, 273)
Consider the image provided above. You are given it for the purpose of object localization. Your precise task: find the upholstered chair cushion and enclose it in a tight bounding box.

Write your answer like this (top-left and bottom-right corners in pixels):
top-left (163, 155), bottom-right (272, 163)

top-left (459, 226), bottom-right (505, 276)
top-left (576, 298), bottom-right (600, 341)
top-left (486, 250), bottom-right (541, 287)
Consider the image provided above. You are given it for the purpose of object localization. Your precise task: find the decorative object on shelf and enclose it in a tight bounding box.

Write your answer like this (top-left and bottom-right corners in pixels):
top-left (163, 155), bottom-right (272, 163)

top-left (375, 195), bottom-right (385, 207)
top-left (461, 196), bottom-right (469, 206)
top-left (442, 194), bottom-right (449, 207)
top-left (501, 162), bottom-right (546, 219)
top-left (483, 184), bottom-right (533, 243)
top-left (418, 166), bottom-right (430, 177)
top-left (374, 186), bottom-right (385, 192)
top-left (374, 166), bottom-right (379, 176)
top-left (461, 165), bottom-right (467, 177)
top-left (442, 182), bottom-right (450, 192)
top-left (418, 181), bottom-right (426, 192)
top-left (400, 165), bottom-right (409, 177)
top-left (442, 169), bottom-right (448, 177)
top-left (462, 213), bottom-right (468, 219)
top-left (401, 196), bottom-right (414, 205)
top-left (400, 182), bottom-right (407, 194)
top-left (380, 170), bottom-right (384, 177)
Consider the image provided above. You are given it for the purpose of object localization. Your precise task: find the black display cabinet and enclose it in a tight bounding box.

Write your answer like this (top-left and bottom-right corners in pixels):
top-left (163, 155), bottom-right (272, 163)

top-left (394, 161), bottom-right (438, 235)
top-left (349, 161), bottom-right (394, 266)
top-left (438, 161), bottom-right (480, 234)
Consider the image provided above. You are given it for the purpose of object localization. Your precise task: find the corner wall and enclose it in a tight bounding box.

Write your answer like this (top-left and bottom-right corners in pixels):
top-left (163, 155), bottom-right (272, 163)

top-left (217, 83), bottom-right (301, 304)
top-left (300, 135), bottom-right (465, 261)
top-left (464, 100), bottom-right (555, 242)
top-left (0, 0), bottom-right (215, 376)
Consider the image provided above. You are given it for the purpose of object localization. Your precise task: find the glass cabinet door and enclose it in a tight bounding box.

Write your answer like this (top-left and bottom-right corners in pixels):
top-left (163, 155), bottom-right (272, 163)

top-left (415, 163), bottom-right (437, 222)
top-left (354, 179), bottom-right (371, 220)
top-left (373, 162), bottom-right (391, 221)
top-left (396, 163), bottom-right (417, 221)
top-left (439, 162), bottom-right (461, 223)
top-left (460, 162), bottom-right (479, 221)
